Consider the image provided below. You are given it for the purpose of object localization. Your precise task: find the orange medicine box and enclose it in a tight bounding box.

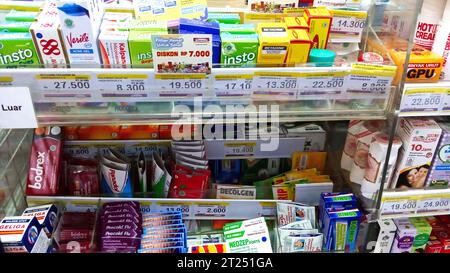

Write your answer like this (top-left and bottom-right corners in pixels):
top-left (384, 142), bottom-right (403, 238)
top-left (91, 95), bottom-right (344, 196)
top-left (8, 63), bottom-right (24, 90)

top-left (283, 16), bottom-right (309, 31)
top-left (303, 7), bottom-right (332, 49)
top-left (286, 29), bottom-right (312, 64)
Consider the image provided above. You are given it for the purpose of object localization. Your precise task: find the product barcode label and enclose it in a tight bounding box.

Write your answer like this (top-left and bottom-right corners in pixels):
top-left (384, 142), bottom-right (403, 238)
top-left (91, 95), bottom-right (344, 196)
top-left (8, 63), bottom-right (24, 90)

top-left (400, 88), bottom-right (444, 113)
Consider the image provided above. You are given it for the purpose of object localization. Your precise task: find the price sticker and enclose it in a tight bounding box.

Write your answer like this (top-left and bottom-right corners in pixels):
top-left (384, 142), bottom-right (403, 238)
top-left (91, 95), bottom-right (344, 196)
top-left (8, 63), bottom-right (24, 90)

top-left (64, 145), bottom-right (97, 159)
top-left (214, 74), bottom-right (253, 96)
top-left (35, 74), bottom-right (93, 91)
top-left (96, 73), bottom-right (149, 98)
top-left (441, 88), bottom-right (450, 111)
top-left (347, 64), bottom-right (396, 95)
top-left (298, 71), bottom-right (347, 98)
top-left (194, 203), bottom-right (228, 218)
top-left (380, 198), bottom-right (418, 216)
top-left (224, 142), bottom-right (256, 157)
top-left (253, 72), bottom-right (299, 97)
top-left (331, 10), bottom-right (367, 38)
top-left (400, 88), bottom-right (444, 113)
top-left (125, 143), bottom-right (160, 157)
top-left (154, 74), bottom-right (208, 97)
top-left (417, 196), bottom-right (450, 213)
top-left (156, 203), bottom-right (191, 218)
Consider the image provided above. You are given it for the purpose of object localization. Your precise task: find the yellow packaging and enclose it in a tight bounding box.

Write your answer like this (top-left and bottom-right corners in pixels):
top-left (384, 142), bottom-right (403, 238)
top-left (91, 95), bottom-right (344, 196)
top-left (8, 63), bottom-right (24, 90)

top-left (286, 29), bottom-right (312, 64)
top-left (272, 184), bottom-right (295, 201)
top-left (285, 168), bottom-right (318, 180)
top-left (283, 16), bottom-right (309, 31)
top-left (307, 175), bottom-right (332, 183)
top-left (390, 47), bottom-right (444, 84)
top-left (303, 7), bottom-right (332, 49)
top-left (291, 151), bottom-right (327, 172)
top-left (256, 22), bottom-right (290, 64)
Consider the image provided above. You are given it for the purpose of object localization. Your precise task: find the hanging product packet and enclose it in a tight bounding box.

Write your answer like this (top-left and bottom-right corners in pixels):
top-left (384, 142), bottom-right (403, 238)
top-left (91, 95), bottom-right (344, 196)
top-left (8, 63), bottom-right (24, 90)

top-left (169, 164), bottom-right (210, 199)
top-left (152, 152), bottom-right (171, 198)
top-left (277, 202), bottom-right (316, 228)
top-left (99, 149), bottom-right (133, 196)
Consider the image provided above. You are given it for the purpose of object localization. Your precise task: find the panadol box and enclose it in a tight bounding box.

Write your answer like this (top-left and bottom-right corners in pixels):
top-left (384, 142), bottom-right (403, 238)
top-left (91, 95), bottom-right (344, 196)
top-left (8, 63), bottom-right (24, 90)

top-left (220, 33), bottom-right (258, 67)
top-left (0, 32), bottom-right (39, 67)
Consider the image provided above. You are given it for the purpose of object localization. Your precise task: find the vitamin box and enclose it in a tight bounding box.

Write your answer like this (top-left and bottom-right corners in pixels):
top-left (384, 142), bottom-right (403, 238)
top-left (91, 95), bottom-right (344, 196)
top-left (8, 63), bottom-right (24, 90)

top-left (286, 29), bottom-right (312, 64)
top-left (390, 118), bottom-right (442, 189)
top-left (257, 22), bottom-right (290, 64)
top-left (426, 122), bottom-right (450, 187)
top-left (22, 204), bottom-right (59, 236)
top-left (303, 7), bottom-right (332, 49)
top-left (0, 216), bottom-right (48, 253)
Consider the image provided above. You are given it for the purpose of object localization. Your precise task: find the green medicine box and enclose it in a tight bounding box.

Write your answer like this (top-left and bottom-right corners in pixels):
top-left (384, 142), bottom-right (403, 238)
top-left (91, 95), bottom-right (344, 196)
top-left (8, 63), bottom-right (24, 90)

top-left (220, 33), bottom-right (259, 67)
top-left (0, 32), bottom-right (39, 67)
top-left (220, 23), bottom-right (256, 34)
top-left (128, 30), bottom-right (168, 67)
top-left (5, 10), bottom-right (38, 22)
top-left (128, 19), bottom-right (167, 31)
top-left (0, 21), bottom-right (32, 32)
top-left (208, 13), bottom-right (241, 24)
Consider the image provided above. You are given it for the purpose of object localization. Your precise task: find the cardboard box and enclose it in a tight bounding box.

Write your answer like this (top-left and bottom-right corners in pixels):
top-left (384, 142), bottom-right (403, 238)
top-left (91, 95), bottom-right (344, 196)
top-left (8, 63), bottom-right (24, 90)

top-left (128, 30), bottom-right (167, 68)
top-left (319, 192), bottom-right (357, 230)
top-left (223, 218), bottom-right (272, 253)
top-left (283, 16), bottom-right (309, 31)
top-left (323, 208), bottom-right (361, 252)
top-left (0, 32), bottom-right (40, 67)
top-left (390, 219), bottom-right (416, 253)
top-left (390, 118), bottom-right (442, 189)
top-left (286, 29), bottom-right (312, 64)
top-left (373, 219), bottom-right (397, 253)
top-left (257, 22), bottom-right (290, 64)
top-left (303, 7), bottom-right (332, 49)
top-left (98, 30), bottom-right (131, 68)
top-left (219, 23), bottom-right (256, 34)
top-left (409, 217), bottom-right (432, 253)
top-left (22, 204), bottom-right (59, 236)
top-left (220, 33), bottom-right (259, 67)
top-left (426, 122), bottom-right (450, 187)
top-left (0, 216), bottom-right (49, 253)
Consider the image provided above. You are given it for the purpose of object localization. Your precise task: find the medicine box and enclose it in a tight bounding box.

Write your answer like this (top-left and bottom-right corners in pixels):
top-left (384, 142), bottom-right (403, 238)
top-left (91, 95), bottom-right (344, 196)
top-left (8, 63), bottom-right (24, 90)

top-left (286, 29), bottom-right (312, 64)
top-left (390, 118), bottom-right (442, 189)
top-left (283, 17), bottom-right (309, 31)
top-left (98, 30), bottom-right (131, 68)
top-left (373, 219), bottom-right (397, 253)
top-left (319, 192), bottom-right (357, 230)
top-left (219, 23), bottom-right (256, 34)
top-left (22, 204), bottom-right (59, 236)
top-left (0, 216), bottom-right (49, 253)
top-left (220, 33), bottom-right (259, 67)
top-left (426, 122), bottom-right (450, 187)
top-left (257, 22), bottom-right (290, 64)
top-left (0, 32), bottom-right (40, 67)
top-left (323, 208), bottom-right (361, 252)
top-left (409, 217), bottom-right (432, 253)
top-left (128, 30), bottom-right (167, 67)
top-left (303, 7), bottom-right (332, 49)
top-left (390, 219), bottom-right (416, 253)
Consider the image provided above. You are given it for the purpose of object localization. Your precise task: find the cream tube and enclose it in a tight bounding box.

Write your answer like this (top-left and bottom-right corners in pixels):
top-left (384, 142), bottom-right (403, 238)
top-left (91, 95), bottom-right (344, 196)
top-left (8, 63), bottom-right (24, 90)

top-left (361, 133), bottom-right (402, 200)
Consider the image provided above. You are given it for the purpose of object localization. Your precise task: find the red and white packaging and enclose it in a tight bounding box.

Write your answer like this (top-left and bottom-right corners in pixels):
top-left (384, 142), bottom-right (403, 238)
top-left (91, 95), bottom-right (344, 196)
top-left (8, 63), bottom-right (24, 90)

top-left (26, 127), bottom-right (63, 196)
top-left (98, 30), bottom-right (130, 68)
top-left (341, 120), bottom-right (364, 171)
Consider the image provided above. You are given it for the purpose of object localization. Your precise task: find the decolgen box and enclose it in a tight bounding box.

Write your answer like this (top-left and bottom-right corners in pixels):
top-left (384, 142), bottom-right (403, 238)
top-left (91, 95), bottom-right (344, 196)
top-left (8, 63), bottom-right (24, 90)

top-left (22, 204), bottom-right (59, 236)
top-left (319, 192), bottom-right (357, 230)
top-left (0, 216), bottom-right (48, 253)
top-left (219, 23), bottom-right (256, 34)
top-left (57, 0), bottom-right (101, 65)
top-left (323, 208), bottom-right (361, 252)
top-left (426, 122), bottom-right (450, 187)
top-left (98, 30), bottom-right (130, 68)
top-left (303, 7), bottom-right (332, 49)
top-left (257, 22), bottom-right (290, 64)
top-left (128, 30), bottom-right (167, 68)
top-left (208, 13), bottom-right (241, 24)
top-left (283, 17), bottom-right (309, 31)
top-left (220, 33), bottom-right (258, 67)
top-left (0, 32), bottom-right (39, 67)
top-left (390, 118), bottom-right (442, 189)
top-left (30, 19), bottom-right (69, 67)
top-left (286, 29), bottom-right (312, 64)
top-left (409, 217), bottom-right (432, 253)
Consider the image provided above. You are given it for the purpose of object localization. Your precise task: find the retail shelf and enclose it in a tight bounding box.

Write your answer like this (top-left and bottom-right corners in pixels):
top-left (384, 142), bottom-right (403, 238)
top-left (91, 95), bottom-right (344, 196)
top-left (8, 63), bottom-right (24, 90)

top-left (26, 196), bottom-right (277, 220)
top-left (379, 187), bottom-right (450, 219)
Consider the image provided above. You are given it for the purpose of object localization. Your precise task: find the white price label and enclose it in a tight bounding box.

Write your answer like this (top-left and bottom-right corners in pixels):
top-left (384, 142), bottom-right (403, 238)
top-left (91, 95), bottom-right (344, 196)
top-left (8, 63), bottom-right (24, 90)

top-left (417, 197), bottom-right (450, 213)
top-left (380, 198), bottom-right (418, 216)
top-left (126, 144), bottom-right (160, 157)
top-left (64, 145), bottom-right (96, 158)
top-left (0, 87), bottom-right (37, 129)
top-left (157, 203), bottom-right (191, 218)
top-left (214, 74), bottom-right (253, 96)
top-left (155, 74), bottom-right (208, 97)
top-left (331, 16), bottom-right (366, 35)
top-left (347, 64), bottom-right (396, 95)
top-left (36, 74), bottom-right (93, 91)
top-left (298, 72), bottom-right (347, 98)
top-left (253, 72), bottom-right (299, 97)
top-left (400, 88), bottom-right (444, 113)
top-left (194, 203), bottom-right (228, 217)
top-left (0, 76), bottom-right (14, 87)
top-left (224, 142), bottom-right (256, 157)
top-left (442, 89), bottom-right (450, 111)
top-left (96, 74), bottom-right (149, 98)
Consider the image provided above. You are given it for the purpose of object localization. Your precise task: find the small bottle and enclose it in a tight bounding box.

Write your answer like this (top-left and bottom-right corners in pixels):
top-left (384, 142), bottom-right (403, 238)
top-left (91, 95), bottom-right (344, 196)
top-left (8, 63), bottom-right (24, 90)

top-left (432, 0), bottom-right (450, 80)
top-left (413, 0), bottom-right (446, 50)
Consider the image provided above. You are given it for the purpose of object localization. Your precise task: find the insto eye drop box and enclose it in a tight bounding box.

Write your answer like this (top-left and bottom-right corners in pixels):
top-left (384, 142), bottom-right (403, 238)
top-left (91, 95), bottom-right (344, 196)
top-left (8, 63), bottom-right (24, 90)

top-left (0, 216), bottom-right (49, 253)
top-left (0, 32), bottom-right (40, 67)
top-left (57, 0), bottom-right (101, 66)
top-left (99, 30), bottom-right (131, 68)
top-left (22, 204), bottom-right (59, 236)
top-left (220, 33), bottom-right (259, 67)
top-left (128, 30), bottom-right (167, 68)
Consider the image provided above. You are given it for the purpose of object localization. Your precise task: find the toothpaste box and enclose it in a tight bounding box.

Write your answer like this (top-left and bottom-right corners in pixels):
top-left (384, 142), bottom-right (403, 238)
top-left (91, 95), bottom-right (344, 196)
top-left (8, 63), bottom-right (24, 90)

top-left (257, 22), bottom-right (290, 64)
top-left (391, 219), bottom-right (417, 253)
top-left (0, 32), bottom-right (40, 67)
top-left (22, 204), bottom-right (59, 236)
top-left (30, 19), bottom-right (69, 67)
top-left (220, 33), bottom-right (259, 67)
top-left (319, 192), bottom-right (357, 230)
top-left (128, 30), bottom-right (167, 67)
top-left (426, 122), bottom-right (450, 187)
top-left (390, 118), bottom-right (442, 189)
top-left (57, 0), bottom-right (101, 65)
top-left (323, 208), bottom-right (361, 252)
top-left (223, 217), bottom-right (272, 253)
top-left (0, 216), bottom-right (49, 253)
top-left (98, 30), bottom-right (131, 68)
